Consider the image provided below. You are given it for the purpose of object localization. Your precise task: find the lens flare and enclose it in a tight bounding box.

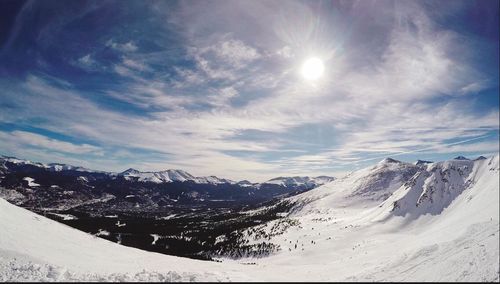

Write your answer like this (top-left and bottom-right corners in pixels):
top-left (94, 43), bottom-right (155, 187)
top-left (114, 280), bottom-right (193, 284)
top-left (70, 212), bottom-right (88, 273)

top-left (301, 57), bottom-right (324, 80)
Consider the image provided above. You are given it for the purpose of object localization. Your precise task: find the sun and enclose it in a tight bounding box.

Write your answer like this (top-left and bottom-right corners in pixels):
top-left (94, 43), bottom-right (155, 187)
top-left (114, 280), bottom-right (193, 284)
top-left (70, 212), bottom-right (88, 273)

top-left (301, 57), bottom-right (325, 81)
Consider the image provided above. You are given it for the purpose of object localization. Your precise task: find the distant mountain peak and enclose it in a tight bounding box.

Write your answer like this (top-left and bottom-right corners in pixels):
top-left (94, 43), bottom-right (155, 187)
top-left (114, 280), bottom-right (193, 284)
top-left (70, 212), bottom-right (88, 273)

top-left (121, 168), bottom-right (140, 175)
top-left (474, 156), bottom-right (487, 161)
top-left (263, 175), bottom-right (335, 188)
top-left (415, 159), bottom-right (433, 166)
top-left (379, 157), bottom-right (401, 164)
top-left (453, 156), bottom-right (470, 160)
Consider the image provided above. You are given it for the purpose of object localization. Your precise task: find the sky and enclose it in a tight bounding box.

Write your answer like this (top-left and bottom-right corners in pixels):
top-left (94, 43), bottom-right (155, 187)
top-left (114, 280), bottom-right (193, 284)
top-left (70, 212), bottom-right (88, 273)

top-left (0, 0), bottom-right (498, 182)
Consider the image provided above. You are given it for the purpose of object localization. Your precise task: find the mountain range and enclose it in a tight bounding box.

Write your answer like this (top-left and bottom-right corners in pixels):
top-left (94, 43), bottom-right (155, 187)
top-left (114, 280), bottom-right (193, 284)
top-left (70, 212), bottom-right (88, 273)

top-left (0, 155), bottom-right (335, 212)
top-left (0, 154), bottom-right (497, 281)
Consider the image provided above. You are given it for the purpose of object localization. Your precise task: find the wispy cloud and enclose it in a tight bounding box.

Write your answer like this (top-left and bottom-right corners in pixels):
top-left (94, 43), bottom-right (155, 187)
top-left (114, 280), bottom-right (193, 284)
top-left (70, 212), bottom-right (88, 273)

top-left (0, 130), bottom-right (103, 155)
top-left (0, 0), bottom-right (498, 181)
top-left (106, 39), bottom-right (138, 53)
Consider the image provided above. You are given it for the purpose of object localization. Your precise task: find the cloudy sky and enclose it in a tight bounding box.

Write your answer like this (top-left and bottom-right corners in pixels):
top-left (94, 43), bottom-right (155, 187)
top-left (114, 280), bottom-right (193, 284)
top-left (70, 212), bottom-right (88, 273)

top-left (0, 0), bottom-right (498, 181)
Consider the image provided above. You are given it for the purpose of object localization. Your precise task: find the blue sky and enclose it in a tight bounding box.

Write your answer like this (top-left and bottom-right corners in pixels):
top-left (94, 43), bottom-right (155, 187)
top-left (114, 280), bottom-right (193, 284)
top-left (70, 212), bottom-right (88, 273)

top-left (0, 0), bottom-right (498, 181)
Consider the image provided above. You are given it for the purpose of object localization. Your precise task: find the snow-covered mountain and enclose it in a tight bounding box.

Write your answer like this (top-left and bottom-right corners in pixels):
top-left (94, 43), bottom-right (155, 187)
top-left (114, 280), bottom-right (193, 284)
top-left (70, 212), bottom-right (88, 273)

top-left (0, 156), bottom-right (96, 173)
top-left (1, 155), bottom-right (332, 189)
top-left (261, 176), bottom-right (335, 188)
top-left (233, 155), bottom-right (499, 281)
top-left (0, 155), bottom-right (329, 212)
top-left (118, 168), bottom-right (236, 185)
top-left (364, 155), bottom-right (499, 221)
top-left (1, 154), bottom-right (497, 281)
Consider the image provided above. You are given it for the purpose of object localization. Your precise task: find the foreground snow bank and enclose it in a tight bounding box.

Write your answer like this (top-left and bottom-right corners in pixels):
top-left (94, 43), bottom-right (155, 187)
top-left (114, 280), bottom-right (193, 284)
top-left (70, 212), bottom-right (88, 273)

top-left (0, 197), bottom-right (236, 282)
top-left (0, 252), bottom-right (194, 282)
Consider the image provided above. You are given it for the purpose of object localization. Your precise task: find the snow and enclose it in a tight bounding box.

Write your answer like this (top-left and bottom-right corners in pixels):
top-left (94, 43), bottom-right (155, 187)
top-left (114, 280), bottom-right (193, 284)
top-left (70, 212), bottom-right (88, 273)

top-left (155, 214), bottom-right (177, 220)
top-left (77, 176), bottom-right (88, 183)
top-left (1, 155), bottom-right (498, 281)
top-left (263, 176), bottom-right (335, 188)
top-left (0, 197), bottom-right (240, 281)
top-left (46, 163), bottom-right (95, 173)
top-left (230, 155), bottom-right (499, 281)
top-left (22, 177), bottom-right (40, 187)
top-left (0, 156), bottom-right (96, 174)
top-left (214, 235), bottom-right (227, 245)
top-left (49, 213), bottom-right (77, 221)
top-left (1, 156), bottom-right (41, 167)
top-left (194, 176), bottom-right (236, 185)
top-left (95, 229), bottom-right (110, 237)
top-left (119, 168), bottom-right (237, 185)
top-left (119, 169), bottom-right (195, 183)
top-left (150, 234), bottom-right (161, 245)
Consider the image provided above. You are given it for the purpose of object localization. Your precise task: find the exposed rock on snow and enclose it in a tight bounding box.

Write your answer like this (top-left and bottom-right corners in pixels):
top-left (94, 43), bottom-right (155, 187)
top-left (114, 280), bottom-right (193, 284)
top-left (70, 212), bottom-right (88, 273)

top-left (415, 159), bottom-right (433, 166)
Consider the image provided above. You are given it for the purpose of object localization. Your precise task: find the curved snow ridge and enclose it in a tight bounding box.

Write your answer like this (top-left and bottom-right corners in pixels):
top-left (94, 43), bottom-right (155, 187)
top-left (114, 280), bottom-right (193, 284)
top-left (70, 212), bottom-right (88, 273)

top-left (382, 155), bottom-right (499, 219)
top-left (287, 159), bottom-right (420, 215)
top-left (288, 155), bottom-right (499, 219)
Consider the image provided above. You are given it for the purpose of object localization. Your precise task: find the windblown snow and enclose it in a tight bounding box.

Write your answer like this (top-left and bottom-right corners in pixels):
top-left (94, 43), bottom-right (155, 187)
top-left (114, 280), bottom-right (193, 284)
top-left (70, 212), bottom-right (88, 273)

top-left (1, 155), bottom-right (498, 281)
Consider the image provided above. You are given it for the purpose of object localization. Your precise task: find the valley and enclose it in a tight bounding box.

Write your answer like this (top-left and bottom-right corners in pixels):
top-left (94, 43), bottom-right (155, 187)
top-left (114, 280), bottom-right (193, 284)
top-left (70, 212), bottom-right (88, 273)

top-left (0, 154), bottom-right (498, 281)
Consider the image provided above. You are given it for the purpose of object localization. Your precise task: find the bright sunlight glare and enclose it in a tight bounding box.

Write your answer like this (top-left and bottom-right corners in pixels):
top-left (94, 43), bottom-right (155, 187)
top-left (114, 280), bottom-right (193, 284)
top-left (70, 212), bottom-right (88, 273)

top-left (301, 57), bottom-right (325, 80)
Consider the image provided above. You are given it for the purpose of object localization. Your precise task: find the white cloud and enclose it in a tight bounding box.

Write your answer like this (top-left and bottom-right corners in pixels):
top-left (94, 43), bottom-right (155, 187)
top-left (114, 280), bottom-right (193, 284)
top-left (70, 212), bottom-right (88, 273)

top-left (1, 1), bottom-right (498, 181)
top-left (106, 39), bottom-right (138, 52)
top-left (122, 57), bottom-right (149, 72)
top-left (0, 131), bottom-right (103, 155)
top-left (215, 39), bottom-right (261, 66)
top-left (78, 54), bottom-right (94, 66)
top-left (72, 54), bottom-right (100, 72)
top-left (276, 45), bottom-right (293, 58)
top-left (186, 37), bottom-right (262, 82)
top-left (208, 86), bottom-right (238, 107)
top-left (459, 81), bottom-right (489, 95)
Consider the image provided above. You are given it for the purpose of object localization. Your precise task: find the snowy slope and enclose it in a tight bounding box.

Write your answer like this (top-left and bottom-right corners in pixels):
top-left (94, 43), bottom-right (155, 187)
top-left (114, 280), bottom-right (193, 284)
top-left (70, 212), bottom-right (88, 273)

top-left (0, 197), bottom-right (247, 281)
top-left (231, 155), bottom-right (499, 281)
top-left (118, 168), bottom-right (237, 185)
top-left (286, 157), bottom-right (420, 213)
top-left (1, 155), bottom-right (498, 281)
top-left (119, 168), bottom-right (196, 183)
top-left (262, 176), bottom-right (335, 188)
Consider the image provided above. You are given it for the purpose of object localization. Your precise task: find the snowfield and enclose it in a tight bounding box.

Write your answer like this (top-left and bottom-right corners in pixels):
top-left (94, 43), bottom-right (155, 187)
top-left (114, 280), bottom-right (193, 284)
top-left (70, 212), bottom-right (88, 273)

top-left (0, 197), bottom-right (246, 282)
top-left (1, 155), bottom-right (498, 281)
